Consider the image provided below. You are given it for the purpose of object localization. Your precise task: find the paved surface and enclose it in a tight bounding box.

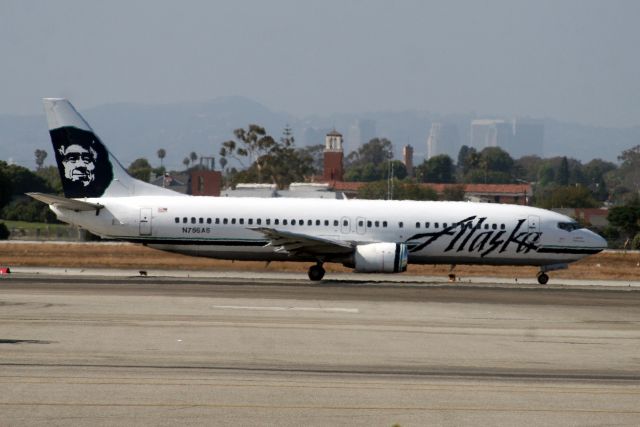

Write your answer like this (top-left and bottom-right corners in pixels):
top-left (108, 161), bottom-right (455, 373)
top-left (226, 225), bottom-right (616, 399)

top-left (1, 273), bottom-right (639, 426)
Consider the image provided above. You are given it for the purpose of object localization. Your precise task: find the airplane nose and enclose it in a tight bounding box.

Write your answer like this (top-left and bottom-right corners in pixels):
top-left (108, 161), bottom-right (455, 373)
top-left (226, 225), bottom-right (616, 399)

top-left (586, 229), bottom-right (608, 251)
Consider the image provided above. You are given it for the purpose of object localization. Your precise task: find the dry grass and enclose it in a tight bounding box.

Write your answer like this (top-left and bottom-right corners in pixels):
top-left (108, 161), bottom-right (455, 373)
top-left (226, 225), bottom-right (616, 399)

top-left (1, 242), bottom-right (639, 280)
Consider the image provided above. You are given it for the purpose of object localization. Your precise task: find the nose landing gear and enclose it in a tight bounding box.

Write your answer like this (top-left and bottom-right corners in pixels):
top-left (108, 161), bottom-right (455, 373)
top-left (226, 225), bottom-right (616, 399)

top-left (536, 263), bottom-right (568, 285)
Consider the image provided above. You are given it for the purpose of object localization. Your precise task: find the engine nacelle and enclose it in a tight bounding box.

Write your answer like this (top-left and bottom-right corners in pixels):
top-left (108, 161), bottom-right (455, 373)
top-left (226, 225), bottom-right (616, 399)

top-left (353, 243), bottom-right (408, 273)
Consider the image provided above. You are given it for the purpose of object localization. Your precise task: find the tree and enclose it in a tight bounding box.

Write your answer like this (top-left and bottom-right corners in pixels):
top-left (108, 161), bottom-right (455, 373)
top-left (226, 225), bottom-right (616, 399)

top-left (416, 155), bottom-right (455, 183)
top-left (157, 148), bottom-right (166, 167)
top-left (127, 158), bottom-right (152, 182)
top-left (189, 151), bottom-right (198, 166)
top-left (537, 185), bottom-right (599, 209)
top-left (608, 196), bottom-right (640, 238)
top-left (457, 145), bottom-right (478, 175)
top-left (34, 149), bottom-right (48, 170)
top-left (345, 160), bottom-right (407, 182)
top-left (346, 138), bottom-right (393, 167)
top-left (219, 124), bottom-right (276, 182)
top-left (463, 147), bottom-right (514, 184)
top-left (183, 157), bottom-right (191, 170)
top-left (358, 180), bottom-right (438, 201)
top-left (557, 156), bottom-right (569, 186)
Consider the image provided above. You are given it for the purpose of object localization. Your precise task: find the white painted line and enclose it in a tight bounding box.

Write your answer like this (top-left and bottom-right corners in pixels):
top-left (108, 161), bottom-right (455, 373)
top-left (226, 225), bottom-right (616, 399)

top-left (211, 305), bottom-right (359, 313)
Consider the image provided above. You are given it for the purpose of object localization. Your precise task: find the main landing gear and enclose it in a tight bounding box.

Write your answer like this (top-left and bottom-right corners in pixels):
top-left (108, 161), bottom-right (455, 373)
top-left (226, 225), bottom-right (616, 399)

top-left (536, 272), bottom-right (549, 285)
top-left (308, 262), bottom-right (325, 281)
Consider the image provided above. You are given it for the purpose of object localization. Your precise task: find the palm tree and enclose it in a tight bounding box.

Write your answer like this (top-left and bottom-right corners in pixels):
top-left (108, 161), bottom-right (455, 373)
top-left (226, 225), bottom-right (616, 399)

top-left (157, 148), bottom-right (166, 167)
top-left (183, 157), bottom-right (190, 170)
top-left (190, 151), bottom-right (198, 166)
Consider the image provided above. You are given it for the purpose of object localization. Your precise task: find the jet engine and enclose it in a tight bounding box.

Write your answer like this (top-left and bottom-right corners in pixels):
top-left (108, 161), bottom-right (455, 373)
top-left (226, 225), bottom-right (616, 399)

top-left (353, 242), bottom-right (408, 273)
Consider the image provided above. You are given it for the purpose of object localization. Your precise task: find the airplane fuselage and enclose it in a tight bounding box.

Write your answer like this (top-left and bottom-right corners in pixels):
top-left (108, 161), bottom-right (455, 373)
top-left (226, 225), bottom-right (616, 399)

top-left (53, 195), bottom-right (605, 267)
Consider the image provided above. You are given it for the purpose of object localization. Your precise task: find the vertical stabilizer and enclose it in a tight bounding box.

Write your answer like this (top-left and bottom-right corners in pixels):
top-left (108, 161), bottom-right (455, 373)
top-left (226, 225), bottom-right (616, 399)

top-left (43, 98), bottom-right (179, 198)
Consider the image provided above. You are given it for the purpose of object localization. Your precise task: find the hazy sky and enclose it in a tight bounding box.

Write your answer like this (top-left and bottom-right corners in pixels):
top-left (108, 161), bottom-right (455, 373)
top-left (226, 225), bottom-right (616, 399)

top-left (1, 0), bottom-right (639, 127)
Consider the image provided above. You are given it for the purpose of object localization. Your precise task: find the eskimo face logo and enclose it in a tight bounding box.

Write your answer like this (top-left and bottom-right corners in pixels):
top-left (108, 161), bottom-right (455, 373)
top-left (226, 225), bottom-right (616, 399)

top-left (50, 127), bottom-right (114, 198)
top-left (59, 143), bottom-right (97, 187)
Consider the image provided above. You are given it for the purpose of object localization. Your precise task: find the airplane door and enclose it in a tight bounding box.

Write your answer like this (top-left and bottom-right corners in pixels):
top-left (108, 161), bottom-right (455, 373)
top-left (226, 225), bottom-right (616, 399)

top-left (527, 215), bottom-right (540, 233)
top-left (340, 217), bottom-right (351, 234)
top-left (356, 217), bottom-right (366, 235)
top-left (139, 208), bottom-right (152, 236)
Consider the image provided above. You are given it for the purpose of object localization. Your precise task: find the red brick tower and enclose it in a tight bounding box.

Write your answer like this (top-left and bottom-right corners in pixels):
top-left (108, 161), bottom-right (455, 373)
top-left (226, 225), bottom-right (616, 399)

top-left (323, 130), bottom-right (344, 181)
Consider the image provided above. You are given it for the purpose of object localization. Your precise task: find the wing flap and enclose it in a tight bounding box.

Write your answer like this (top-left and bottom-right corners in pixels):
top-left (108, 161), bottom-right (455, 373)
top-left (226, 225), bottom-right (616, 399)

top-left (27, 192), bottom-right (103, 212)
top-left (252, 227), bottom-right (354, 256)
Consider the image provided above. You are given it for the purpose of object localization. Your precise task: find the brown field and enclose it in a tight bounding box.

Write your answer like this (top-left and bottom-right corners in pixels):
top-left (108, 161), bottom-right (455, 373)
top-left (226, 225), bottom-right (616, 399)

top-left (1, 242), bottom-right (639, 281)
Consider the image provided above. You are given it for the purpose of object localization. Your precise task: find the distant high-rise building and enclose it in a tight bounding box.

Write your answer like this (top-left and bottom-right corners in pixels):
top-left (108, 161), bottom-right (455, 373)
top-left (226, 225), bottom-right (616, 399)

top-left (511, 119), bottom-right (544, 157)
top-left (402, 144), bottom-right (414, 177)
top-left (470, 119), bottom-right (511, 151)
top-left (346, 119), bottom-right (376, 154)
top-left (426, 122), bottom-right (460, 159)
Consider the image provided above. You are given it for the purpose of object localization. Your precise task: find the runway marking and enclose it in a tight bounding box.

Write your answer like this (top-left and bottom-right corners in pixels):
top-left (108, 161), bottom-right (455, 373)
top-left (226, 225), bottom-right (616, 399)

top-left (1, 401), bottom-right (639, 414)
top-left (211, 305), bottom-right (359, 313)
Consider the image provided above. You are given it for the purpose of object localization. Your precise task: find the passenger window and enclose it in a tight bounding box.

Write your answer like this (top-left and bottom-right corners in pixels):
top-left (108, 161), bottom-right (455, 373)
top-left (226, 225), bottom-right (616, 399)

top-left (283, 219), bottom-right (288, 225)
top-left (416, 222), bottom-right (421, 228)
top-left (206, 218), bottom-right (212, 224)
top-left (383, 221), bottom-right (387, 227)
top-left (500, 224), bottom-right (505, 230)
top-left (291, 219), bottom-right (296, 226)
top-left (274, 219), bottom-right (279, 225)
top-left (334, 220), bottom-right (339, 226)
top-left (239, 218), bottom-right (244, 225)
top-left (174, 217), bottom-right (179, 224)
top-left (266, 219), bottom-right (271, 225)
top-left (399, 221), bottom-right (404, 228)
top-left (183, 217), bottom-right (187, 224)
top-left (299, 219), bottom-right (304, 225)
top-left (324, 220), bottom-right (329, 226)
top-left (492, 224), bottom-right (497, 230)
top-left (484, 224), bottom-right (489, 230)
top-left (358, 220), bottom-right (364, 227)
top-left (343, 219), bottom-right (348, 226)
top-left (308, 220), bottom-right (312, 226)
top-left (215, 218), bottom-right (220, 224)
top-left (248, 218), bottom-right (253, 225)
top-left (231, 218), bottom-right (236, 225)
top-left (367, 220), bottom-right (372, 228)
top-left (191, 217), bottom-right (196, 224)
top-left (223, 218), bottom-right (228, 225)
top-left (257, 219), bottom-right (262, 225)
top-left (425, 222), bottom-right (430, 228)
top-left (443, 223), bottom-right (448, 228)
top-left (375, 221), bottom-right (379, 227)
top-left (316, 220), bottom-right (321, 226)
top-left (199, 218), bottom-right (204, 224)
top-left (435, 222), bottom-right (439, 228)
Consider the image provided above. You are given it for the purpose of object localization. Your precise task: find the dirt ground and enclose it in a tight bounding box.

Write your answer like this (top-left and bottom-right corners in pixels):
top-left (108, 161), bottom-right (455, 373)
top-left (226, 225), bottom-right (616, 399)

top-left (1, 242), bottom-right (639, 281)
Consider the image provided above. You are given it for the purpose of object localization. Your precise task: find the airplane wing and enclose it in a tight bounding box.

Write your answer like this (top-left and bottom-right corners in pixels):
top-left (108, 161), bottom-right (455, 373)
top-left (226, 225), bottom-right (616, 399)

top-left (27, 192), bottom-right (103, 212)
top-left (251, 227), bottom-right (354, 256)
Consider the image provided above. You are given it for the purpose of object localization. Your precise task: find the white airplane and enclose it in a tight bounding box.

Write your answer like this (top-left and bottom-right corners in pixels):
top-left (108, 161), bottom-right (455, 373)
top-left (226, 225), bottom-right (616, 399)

top-left (29, 98), bottom-right (607, 284)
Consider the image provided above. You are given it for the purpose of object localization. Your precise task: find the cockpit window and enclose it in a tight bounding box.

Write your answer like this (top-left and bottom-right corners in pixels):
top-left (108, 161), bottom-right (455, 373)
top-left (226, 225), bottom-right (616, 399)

top-left (558, 222), bottom-right (582, 232)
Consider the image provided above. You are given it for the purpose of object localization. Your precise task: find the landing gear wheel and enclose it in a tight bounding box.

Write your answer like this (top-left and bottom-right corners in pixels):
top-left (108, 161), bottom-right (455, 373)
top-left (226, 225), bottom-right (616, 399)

top-left (537, 273), bottom-right (549, 285)
top-left (308, 264), bottom-right (325, 281)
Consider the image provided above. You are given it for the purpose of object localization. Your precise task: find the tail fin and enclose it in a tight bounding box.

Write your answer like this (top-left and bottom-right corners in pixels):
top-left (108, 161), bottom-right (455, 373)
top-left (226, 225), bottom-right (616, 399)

top-left (43, 98), bottom-right (178, 198)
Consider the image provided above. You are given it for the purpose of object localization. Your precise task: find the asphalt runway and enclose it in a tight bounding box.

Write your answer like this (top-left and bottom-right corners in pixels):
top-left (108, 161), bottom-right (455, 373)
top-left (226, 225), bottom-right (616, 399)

top-left (1, 273), bottom-right (639, 426)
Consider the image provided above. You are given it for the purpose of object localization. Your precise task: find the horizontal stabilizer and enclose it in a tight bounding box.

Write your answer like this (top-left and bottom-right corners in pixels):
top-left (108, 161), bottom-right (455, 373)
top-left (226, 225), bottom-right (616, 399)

top-left (27, 192), bottom-right (103, 212)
